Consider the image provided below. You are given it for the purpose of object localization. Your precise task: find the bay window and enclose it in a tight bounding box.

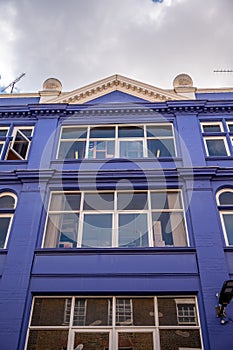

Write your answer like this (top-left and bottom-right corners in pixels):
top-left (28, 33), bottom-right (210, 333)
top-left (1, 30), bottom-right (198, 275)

top-left (57, 124), bottom-right (176, 160)
top-left (43, 190), bottom-right (188, 248)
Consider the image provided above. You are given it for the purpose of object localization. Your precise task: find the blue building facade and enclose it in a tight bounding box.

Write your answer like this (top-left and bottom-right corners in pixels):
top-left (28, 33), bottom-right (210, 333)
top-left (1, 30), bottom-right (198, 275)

top-left (0, 74), bottom-right (233, 350)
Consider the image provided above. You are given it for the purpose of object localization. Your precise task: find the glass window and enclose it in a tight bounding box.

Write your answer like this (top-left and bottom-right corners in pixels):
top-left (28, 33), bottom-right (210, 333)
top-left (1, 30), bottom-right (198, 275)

top-left (57, 124), bottom-right (176, 160)
top-left (43, 190), bottom-right (188, 249)
top-left (0, 126), bottom-right (34, 160)
top-left (0, 192), bottom-right (17, 249)
top-left (200, 121), bottom-right (232, 157)
top-left (217, 189), bottom-right (233, 246)
top-left (26, 296), bottom-right (203, 350)
top-left (205, 138), bottom-right (228, 156)
top-left (82, 214), bottom-right (112, 248)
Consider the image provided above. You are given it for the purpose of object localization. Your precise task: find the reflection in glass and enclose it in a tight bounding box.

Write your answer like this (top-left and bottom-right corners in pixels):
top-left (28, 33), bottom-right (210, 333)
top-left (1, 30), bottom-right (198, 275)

top-left (84, 193), bottom-right (114, 210)
top-left (120, 141), bottom-right (143, 158)
top-left (0, 217), bottom-right (11, 248)
top-left (222, 213), bottom-right (233, 245)
top-left (152, 212), bottom-right (187, 247)
top-left (147, 139), bottom-right (175, 157)
top-left (26, 330), bottom-right (68, 350)
top-left (119, 214), bottom-right (148, 247)
top-left (74, 332), bottom-right (109, 350)
top-left (88, 140), bottom-right (115, 159)
top-left (82, 214), bottom-right (112, 247)
top-left (206, 139), bottom-right (228, 156)
top-left (58, 140), bottom-right (86, 159)
top-left (118, 332), bottom-right (153, 350)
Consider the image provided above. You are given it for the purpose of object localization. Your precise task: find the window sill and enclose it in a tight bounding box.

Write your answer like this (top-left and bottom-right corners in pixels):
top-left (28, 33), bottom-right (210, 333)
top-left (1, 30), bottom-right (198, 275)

top-left (51, 157), bottom-right (182, 164)
top-left (205, 156), bottom-right (233, 160)
top-left (34, 247), bottom-right (196, 255)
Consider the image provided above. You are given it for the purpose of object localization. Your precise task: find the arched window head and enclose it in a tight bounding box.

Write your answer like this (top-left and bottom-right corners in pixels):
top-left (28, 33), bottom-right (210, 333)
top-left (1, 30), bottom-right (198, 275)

top-left (0, 193), bottom-right (17, 209)
top-left (0, 192), bottom-right (17, 249)
top-left (217, 189), bottom-right (233, 246)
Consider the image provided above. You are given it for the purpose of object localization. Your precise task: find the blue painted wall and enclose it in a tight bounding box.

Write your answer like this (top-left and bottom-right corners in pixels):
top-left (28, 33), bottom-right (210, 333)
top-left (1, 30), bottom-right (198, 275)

top-left (0, 93), bottom-right (233, 349)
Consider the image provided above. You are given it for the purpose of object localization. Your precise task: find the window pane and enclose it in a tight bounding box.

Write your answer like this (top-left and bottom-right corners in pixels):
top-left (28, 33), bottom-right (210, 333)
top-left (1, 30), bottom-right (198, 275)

top-left (50, 193), bottom-right (81, 211)
top-left (74, 332), bottom-right (109, 350)
top-left (12, 131), bottom-right (29, 159)
top-left (73, 298), bottom-right (111, 326)
top-left (228, 124), bottom-right (233, 132)
top-left (0, 143), bottom-right (3, 155)
top-left (152, 212), bottom-right (187, 247)
top-left (83, 193), bottom-right (114, 210)
top-left (82, 214), bottom-right (112, 247)
top-left (177, 304), bottom-right (197, 325)
top-left (118, 126), bottom-right (144, 138)
top-left (158, 297), bottom-right (197, 326)
top-left (219, 191), bottom-right (233, 205)
top-left (147, 125), bottom-right (173, 137)
top-left (58, 140), bottom-right (86, 159)
top-left (31, 298), bottom-right (72, 326)
top-left (222, 213), bottom-right (233, 245)
top-left (90, 127), bottom-right (115, 138)
top-left (19, 128), bottom-right (33, 137)
top-left (151, 191), bottom-right (182, 210)
top-left (120, 140), bottom-right (143, 158)
top-left (206, 139), bottom-right (228, 156)
top-left (44, 213), bottom-right (78, 248)
top-left (118, 332), bottom-right (153, 350)
top-left (0, 217), bottom-right (11, 248)
top-left (116, 298), bottom-right (155, 326)
top-left (116, 299), bottom-right (132, 325)
top-left (26, 330), bottom-right (68, 350)
top-left (88, 140), bottom-right (115, 159)
top-left (119, 214), bottom-right (148, 247)
top-left (0, 129), bottom-right (8, 137)
top-left (61, 127), bottom-right (87, 139)
top-left (202, 124), bottom-right (222, 132)
top-left (147, 139), bottom-right (175, 157)
top-left (160, 329), bottom-right (202, 350)
top-left (118, 192), bottom-right (148, 210)
top-left (0, 195), bottom-right (15, 209)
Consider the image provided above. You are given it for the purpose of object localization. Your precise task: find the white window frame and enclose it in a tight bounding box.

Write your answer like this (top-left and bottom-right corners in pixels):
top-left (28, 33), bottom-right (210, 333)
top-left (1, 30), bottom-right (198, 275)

top-left (57, 123), bottom-right (177, 160)
top-left (42, 190), bottom-right (189, 249)
top-left (5, 126), bottom-right (34, 160)
top-left (175, 298), bottom-right (197, 325)
top-left (226, 121), bottom-right (233, 132)
top-left (25, 295), bottom-right (203, 350)
top-left (200, 121), bottom-right (224, 133)
top-left (200, 121), bottom-right (232, 157)
top-left (203, 136), bottom-right (230, 156)
top-left (0, 127), bottom-right (9, 159)
top-left (216, 189), bottom-right (233, 246)
top-left (0, 192), bottom-right (17, 249)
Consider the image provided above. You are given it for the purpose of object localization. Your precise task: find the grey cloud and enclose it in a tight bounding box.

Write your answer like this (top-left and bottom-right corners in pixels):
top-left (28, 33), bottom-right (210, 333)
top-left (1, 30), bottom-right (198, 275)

top-left (1, 0), bottom-right (233, 92)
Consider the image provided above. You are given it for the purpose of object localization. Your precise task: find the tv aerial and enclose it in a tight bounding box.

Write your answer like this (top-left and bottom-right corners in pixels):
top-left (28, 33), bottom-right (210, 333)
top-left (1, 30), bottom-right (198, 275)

top-left (213, 70), bottom-right (233, 73)
top-left (1, 73), bottom-right (26, 93)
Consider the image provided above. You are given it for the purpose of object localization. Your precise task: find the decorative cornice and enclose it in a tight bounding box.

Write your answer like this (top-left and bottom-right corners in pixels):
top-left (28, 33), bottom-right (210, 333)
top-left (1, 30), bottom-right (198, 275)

top-left (47, 74), bottom-right (190, 104)
top-left (0, 101), bottom-right (233, 119)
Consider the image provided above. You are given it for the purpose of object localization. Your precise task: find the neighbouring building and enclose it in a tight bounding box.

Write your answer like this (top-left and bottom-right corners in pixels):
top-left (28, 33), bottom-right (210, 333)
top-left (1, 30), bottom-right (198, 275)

top-left (0, 73), bottom-right (233, 350)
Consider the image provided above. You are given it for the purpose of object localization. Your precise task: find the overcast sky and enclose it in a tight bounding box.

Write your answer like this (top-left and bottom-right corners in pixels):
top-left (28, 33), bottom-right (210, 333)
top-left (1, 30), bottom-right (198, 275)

top-left (0, 0), bottom-right (233, 93)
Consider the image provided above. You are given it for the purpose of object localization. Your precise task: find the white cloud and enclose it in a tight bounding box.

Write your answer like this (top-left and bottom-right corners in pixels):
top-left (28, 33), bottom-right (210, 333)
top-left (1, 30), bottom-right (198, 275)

top-left (0, 0), bottom-right (233, 92)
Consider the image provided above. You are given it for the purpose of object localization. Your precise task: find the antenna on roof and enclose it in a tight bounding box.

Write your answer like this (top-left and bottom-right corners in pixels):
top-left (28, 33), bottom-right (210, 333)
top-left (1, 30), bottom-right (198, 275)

top-left (1, 73), bottom-right (26, 93)
top-left (213, 70), bottom-right (233, 73)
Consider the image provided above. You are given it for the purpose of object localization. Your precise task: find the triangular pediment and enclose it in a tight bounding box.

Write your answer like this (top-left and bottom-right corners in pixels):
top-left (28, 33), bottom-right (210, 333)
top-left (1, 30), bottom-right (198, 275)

top-left (47, 74), bottom-right (190, 104)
